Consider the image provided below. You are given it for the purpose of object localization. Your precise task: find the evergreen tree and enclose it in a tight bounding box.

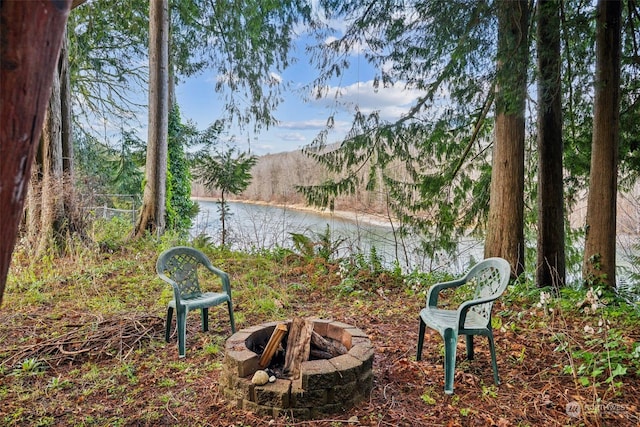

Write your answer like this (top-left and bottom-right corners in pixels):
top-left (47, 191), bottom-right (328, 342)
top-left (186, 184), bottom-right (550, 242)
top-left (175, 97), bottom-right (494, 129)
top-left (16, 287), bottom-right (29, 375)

top-left (137, 0), bottom-right (311, 236)
top-left (301, 1), bottom-right (640, 283)
top-left (583, 0), bottom-right (622, 289)
top-left (135, 0), bottom-right (169, 238)
top-left (0, 0), bottom-right (71, 302)
top-left (484, 0), bottom-right (529, 276)
top-left (300, 1), bottom-right (503, 265)
top-left (67, 0), bottom-right (149, 135)
top-left (192, 147), bottom-right (257, 246)
top-left (536, 0), bottom-right (566, 289)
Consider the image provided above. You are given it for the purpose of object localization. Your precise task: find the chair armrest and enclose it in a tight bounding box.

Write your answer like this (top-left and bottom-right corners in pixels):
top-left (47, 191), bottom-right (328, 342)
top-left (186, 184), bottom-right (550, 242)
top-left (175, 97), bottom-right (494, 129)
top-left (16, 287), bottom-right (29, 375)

top-left (204, 263), bottom-right (232, 297)
top-left (426, 277), bottom-right (466, 307)
top-left (456, 294), bottom-right (501, 328)
top-left (157, 272), bottom-right (183, 303)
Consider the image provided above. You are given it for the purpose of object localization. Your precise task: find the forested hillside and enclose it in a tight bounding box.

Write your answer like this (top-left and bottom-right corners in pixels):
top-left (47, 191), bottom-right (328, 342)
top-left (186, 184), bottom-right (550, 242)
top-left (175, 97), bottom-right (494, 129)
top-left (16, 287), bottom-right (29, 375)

top-left (192, 147), bottom-right (640, 237)
top-left (192, 147), bottom-right (398, 217)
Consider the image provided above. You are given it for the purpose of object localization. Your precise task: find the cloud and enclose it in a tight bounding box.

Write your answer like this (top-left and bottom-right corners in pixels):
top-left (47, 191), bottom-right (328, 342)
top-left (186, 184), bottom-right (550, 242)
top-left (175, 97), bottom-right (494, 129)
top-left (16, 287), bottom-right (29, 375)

top-left (275, 118), bottom-right (353, 137)
top-left (311, 80), bottom-right (427, 122)
top-left (277, 119), bottom-right (328, 130)
top-left (268, 72), bottom-right (282, 86)
top-left (278, 132), bottom-right (307, 142)
top-left (323, 35), bottom-right (366, 56)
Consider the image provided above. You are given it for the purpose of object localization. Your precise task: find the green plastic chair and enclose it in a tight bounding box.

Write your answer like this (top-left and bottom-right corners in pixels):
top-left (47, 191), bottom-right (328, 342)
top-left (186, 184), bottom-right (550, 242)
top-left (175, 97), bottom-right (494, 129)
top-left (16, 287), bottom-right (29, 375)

top-left (156, 246), bottom-right (236, 357)
top-left (416, 257), bottom-right (511, 394)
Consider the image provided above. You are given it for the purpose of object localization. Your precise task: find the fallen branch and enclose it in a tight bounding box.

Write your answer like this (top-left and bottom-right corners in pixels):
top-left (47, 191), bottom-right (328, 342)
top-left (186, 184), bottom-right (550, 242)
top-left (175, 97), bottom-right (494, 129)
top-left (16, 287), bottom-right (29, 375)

top-left (1, 313), bottom-right (164, 369)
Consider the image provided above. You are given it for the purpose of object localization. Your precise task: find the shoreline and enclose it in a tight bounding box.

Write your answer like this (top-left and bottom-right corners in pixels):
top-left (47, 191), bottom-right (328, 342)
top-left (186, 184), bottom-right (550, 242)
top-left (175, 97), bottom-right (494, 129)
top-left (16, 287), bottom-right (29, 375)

top-left (191, 197), bottom-right (395, 228)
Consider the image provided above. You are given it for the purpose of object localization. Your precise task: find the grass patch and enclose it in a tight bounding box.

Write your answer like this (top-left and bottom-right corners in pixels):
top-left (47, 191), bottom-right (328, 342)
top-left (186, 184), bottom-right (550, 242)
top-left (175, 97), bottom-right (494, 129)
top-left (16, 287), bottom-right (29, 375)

top-left (1, 237), bottom-right (639, 426)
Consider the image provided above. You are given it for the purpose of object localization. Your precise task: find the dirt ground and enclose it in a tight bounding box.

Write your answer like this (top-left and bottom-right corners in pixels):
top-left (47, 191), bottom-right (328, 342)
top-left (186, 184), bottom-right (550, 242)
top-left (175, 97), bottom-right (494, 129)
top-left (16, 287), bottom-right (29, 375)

top-left (1, 252), bottom-right (639, 427)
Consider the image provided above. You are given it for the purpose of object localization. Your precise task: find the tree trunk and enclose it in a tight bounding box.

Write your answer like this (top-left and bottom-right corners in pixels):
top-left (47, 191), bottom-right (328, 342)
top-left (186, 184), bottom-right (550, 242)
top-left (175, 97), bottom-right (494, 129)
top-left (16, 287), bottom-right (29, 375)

top-left (0, 0), bottom-right (71, 303)
top-left (484, 0), bottom-right (529, 277)
top-left (220, 190), bottom-right (227, 246)
top-left (60, 36), bottom-right (74, 178)
top-left (26, 168), bottom-right (42, 250)
top-left (582, 0), bottom-right (621, 289)
top-left (135, 0), bottom-right (169, 238)
top-left (27, 34), bottom-right (77, 258)
top-left (536, 0), bottom-right (565, 289)
top-left (37, 67), bottom-right (66, 257)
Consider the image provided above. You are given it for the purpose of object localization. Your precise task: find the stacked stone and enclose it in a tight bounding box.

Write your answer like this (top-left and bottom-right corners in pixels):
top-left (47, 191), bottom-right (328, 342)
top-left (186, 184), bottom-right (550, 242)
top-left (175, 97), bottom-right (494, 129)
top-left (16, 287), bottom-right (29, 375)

top-left (219, 319), bottom-right (375, 420)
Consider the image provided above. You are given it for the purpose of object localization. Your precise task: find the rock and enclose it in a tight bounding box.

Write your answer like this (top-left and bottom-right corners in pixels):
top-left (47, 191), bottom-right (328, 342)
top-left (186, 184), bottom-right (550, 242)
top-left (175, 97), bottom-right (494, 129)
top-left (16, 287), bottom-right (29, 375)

top-left (251, 370), bottom-right (269, 385)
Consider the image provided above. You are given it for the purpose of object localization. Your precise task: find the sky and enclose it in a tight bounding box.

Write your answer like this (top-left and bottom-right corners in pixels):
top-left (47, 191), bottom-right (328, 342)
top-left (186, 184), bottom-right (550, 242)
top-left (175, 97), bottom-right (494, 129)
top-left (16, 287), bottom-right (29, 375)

top-left (174, 35), bottom-right (427, 156)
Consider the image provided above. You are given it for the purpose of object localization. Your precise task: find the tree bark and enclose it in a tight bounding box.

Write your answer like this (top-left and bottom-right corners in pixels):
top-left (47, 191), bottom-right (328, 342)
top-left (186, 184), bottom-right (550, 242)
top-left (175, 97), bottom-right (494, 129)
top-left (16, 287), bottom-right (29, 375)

top-left (27, 34), bottom-right (76, 258)
top-left (135, 0), bottom-right (169, 238)
top-left (37, 64), bottom-right (66, 257)
top-left (60, 36), bottom-right (74, 178)
top-left (536, 0), bottom-right (565, 289)
top-left (0, 0), bottom-right (71, 304)
top-left (484, 0), bottom-right (529, 277)
top-left (582, 0), bottom-right (621, 289)
top-left (220, 190), bottom-right (227, 246)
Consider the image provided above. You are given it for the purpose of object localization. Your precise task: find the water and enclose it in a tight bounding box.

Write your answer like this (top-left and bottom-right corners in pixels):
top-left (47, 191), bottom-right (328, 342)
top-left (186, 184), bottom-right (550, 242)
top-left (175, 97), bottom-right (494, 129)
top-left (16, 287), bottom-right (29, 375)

top-left (191, 200), bottom-right (484, 274)
top-left (191, 200), bottom-right (640, 291)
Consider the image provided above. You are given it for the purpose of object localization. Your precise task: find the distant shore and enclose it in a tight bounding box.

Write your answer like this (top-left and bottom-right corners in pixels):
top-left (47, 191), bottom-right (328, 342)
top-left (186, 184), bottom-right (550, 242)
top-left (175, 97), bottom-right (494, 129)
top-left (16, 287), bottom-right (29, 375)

top-left (191, 197), bottom-right (395, 228)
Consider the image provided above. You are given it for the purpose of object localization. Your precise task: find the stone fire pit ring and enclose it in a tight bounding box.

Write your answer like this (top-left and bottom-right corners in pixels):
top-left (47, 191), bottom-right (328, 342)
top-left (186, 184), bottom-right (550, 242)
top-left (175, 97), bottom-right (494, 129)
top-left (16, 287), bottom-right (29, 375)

top-left (220, 319), bottom-right (374, 419)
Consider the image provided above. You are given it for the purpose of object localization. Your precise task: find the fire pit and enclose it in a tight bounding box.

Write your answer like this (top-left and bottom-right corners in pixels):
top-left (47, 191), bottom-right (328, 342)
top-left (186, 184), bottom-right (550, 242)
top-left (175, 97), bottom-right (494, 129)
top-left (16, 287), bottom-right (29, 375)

top-left (219, 319), bottom-right (374, 419)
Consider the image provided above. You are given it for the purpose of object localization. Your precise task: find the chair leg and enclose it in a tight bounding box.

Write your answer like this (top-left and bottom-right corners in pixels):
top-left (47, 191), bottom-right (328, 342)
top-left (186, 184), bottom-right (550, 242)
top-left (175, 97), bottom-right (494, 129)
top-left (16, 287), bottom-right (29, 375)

top-left (227, 300), bottom-right (236, 333)
top-left (466, 335), bottom-right (474, 360)
top-left (443, 328), bottom-right (458, 395)
top-left (416, 317), bottom-right (426, 361)
top-left (177, 309), bottom-right (187, 358)
top-left (201, 308), bottom-right (209, 332)
top-left (487, 331), bottom-right (500, 385)
top-left (165, 307), bottom-right (174, 342)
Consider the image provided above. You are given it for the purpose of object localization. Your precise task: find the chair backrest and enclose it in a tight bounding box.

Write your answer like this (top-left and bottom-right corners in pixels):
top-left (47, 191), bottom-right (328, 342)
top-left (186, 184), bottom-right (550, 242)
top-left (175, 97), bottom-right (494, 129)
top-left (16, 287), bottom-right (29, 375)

top-left (464, 257), bottom-right (511, 322)
top-left (157, 247), bottom-right (211, 299)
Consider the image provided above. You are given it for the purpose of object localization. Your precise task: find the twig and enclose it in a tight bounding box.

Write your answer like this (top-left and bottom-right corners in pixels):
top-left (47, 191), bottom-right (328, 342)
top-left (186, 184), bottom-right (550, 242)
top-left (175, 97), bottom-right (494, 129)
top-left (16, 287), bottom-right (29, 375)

top-left (1, 313), bottom-right (164, 368)
top-left (165, 393), bottom-right (179, 422)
